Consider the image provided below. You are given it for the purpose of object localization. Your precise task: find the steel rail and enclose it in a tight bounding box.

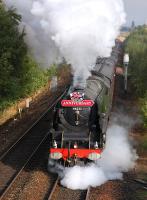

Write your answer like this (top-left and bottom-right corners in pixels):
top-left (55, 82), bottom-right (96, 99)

top-left (0, 88), bottom-right (68, 161)
top-left (134, 179), bottom-right (147, 186)
top-left (48, 177), bottom-right (59, 200)
top-left (48, 180), bottom-right (90, 200)
top-left (133, 179), bottom-right (147, 190)
top-left (85, 187), bottom-right (91, 200)
top-left (124, 176), bottom-right (147, 195)
top-left (0, 133), bottom-right (49, 200)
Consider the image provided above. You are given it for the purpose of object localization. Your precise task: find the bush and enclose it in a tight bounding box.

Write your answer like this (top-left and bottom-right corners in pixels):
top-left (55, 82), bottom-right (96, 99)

top-left (20, 56), bottom-right (48, 97)
top-left (125, 26), bottom-right (147, 128)
top-left (46, 64), bottom-right (57, 80)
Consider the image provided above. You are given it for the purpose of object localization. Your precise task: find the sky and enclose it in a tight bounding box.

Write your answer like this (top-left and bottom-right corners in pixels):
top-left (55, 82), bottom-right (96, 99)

top-left (123, 0), bottom-right (147, 26)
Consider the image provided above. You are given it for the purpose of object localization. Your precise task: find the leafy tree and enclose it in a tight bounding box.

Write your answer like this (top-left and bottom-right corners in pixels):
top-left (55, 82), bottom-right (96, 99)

top-left (125, 26), bottom-right (147, 127)
top-left (125, 27), bottom-right (147, 97)
top-left (0, 4), bottom-right (27, 98)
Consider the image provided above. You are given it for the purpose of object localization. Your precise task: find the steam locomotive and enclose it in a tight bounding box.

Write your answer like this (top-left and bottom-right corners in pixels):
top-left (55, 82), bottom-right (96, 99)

top-left (48, 43), bottom-right (120, 167)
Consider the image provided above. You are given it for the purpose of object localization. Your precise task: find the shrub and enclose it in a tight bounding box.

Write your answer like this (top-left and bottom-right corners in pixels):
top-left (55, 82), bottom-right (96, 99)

top-left (140, 93), bottom-right (147, 129)
top-left (125, 26), bottom-right (147, 128)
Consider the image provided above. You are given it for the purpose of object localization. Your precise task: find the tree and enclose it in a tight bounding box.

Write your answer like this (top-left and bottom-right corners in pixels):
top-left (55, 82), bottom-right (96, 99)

top-left (0, 4), bottom-right (27, 97)
top-left (125, 26), bottom-right (147, 127)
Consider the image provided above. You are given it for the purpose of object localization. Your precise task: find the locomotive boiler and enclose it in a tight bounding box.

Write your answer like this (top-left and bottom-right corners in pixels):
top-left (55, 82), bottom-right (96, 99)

top-left (48, 44), bottom-right (120, 167)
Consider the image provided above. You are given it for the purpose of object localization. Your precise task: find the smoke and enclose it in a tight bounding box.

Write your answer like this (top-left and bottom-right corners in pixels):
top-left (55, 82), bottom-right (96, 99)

top-left (4, 0), bottom-right (61, 66)
top-left (4, 0), bottom-right (126, 84)
top-left (60, 124), bottom-right (138, 190)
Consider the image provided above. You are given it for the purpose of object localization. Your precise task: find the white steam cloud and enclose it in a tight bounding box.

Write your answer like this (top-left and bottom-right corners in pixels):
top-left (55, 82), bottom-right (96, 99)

top-left (4, 0), bottom-right (126, 84)
top-left (60, 124), bottom-right (137, 190)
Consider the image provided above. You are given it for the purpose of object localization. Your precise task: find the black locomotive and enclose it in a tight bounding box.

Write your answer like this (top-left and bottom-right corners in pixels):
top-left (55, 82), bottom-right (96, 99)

top-left (48, 43), bottom-right (120, 167)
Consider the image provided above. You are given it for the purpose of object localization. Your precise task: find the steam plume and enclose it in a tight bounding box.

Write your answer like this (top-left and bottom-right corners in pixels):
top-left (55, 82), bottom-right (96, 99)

top-left (4, 0), bottom-right (126, 84)
top-left (60, 124), bottom-right (137, 190)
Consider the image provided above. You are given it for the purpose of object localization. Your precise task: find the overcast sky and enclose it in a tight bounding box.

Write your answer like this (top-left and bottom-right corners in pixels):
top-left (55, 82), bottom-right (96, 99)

top-left (123, 0), bottom-right (147, 26)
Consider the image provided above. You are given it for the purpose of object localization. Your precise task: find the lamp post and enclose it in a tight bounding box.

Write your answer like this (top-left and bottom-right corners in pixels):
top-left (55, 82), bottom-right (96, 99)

top-left (123, 53), bottom-right (129, 92)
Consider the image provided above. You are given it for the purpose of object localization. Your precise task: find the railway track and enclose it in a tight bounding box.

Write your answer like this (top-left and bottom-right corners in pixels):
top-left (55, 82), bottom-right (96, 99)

top-left (0, 89), bottom-right (68, 199)
top-left (0, 87), bottom-right (68, 161)
top-left (48, 177), bottom-right (90, 200)
top-left (132, 179), bottom-right (147, 190)
top-left (0, 134), bottom-right (49, 200)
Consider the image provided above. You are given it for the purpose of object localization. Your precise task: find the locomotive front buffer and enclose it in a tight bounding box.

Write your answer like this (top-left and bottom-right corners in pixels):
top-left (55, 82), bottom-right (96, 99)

top-left (49, 131), bottom-right (103, 166)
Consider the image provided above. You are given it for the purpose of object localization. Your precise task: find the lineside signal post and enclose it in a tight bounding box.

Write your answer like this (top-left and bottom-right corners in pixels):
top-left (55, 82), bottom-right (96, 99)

top-left (123, 53), bottom-right (129, 92)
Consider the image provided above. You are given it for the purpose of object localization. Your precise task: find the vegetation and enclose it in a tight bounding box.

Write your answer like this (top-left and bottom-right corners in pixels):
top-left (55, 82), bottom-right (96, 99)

top-left (136, 190), bottom-right (147, 200)
top-left (125, 26), bottom-right (147, 128)
top-left (140, 92), bottom-right (147, 129)
top-left (0, 4), bottom-right (57, 112)
top-left (46, 63), bottom-right (58, 80)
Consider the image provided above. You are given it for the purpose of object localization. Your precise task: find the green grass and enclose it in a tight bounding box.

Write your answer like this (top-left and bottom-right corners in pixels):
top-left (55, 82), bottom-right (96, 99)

top-left (0, 98), bottom-right (16, 113)
top-left (136, 190), bottom-right (147, 200)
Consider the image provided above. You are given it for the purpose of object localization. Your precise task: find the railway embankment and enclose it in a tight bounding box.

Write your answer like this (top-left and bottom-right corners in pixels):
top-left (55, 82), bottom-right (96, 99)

top-left (124, 26), bottom-right (147, 199)
top-left (113, 74), bottom-right (147, 200)
top-left (0, 67), bottom-right (71, 156)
